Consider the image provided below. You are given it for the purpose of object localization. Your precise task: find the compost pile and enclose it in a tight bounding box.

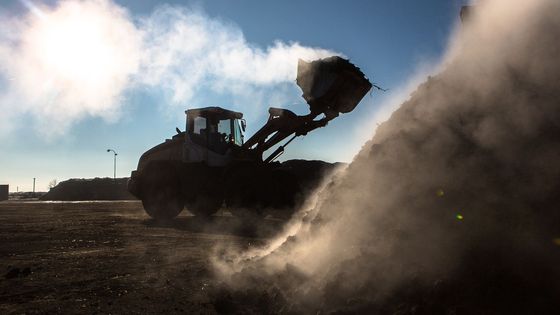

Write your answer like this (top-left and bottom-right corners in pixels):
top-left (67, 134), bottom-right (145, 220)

top-left (212, 1), bottom-right (560, 313)
top-left (41, 178), bottom-right (135, 201)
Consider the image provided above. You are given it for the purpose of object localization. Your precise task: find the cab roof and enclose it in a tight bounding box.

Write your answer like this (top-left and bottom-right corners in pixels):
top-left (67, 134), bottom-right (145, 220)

top-left (185, 107), bottom-right (243, 119)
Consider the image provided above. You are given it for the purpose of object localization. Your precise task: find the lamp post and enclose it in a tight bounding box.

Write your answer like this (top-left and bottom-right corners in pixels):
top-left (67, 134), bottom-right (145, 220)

top-left (106, 149), bottom-right (118, 179)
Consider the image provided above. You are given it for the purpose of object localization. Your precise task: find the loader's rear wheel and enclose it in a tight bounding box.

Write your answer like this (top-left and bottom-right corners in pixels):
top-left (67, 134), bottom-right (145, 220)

top-left (142, 185), bottom-right (184, 220)
top-left (140, 162), bottom-right (184, 220)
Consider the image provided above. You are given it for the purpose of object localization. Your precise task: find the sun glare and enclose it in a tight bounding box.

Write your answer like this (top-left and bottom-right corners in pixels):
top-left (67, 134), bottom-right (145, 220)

top-left (41, 16), bottom-right (112, 83)
top-left (34, 13), bottom-right (114, 86)
top-left (21, 1), bottom-right (140, 96)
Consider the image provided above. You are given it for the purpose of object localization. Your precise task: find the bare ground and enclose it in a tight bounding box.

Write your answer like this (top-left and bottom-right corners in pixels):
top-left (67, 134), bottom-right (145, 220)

top-left (0, 201), bottom-right (283, 314)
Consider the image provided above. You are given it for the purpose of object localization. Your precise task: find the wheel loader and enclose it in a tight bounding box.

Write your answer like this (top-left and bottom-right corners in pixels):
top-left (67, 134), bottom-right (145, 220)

top-left (128, 56), bottom-right (372, 220)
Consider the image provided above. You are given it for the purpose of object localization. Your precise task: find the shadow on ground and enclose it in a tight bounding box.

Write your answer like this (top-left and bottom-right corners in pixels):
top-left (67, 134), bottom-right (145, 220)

top-left (141, 214), bottom-right (285, 239)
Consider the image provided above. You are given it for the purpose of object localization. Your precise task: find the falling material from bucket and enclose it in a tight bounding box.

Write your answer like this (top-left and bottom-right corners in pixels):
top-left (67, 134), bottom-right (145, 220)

top-left (297, 56), bottom-right (372, 116)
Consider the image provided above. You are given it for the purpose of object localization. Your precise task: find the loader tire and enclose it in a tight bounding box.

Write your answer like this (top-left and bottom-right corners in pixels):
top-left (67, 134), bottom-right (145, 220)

top-left (142, 186), bottom-right (184, 220)
top-left (140, 162), bottom-right (184, 220)
top-left (186, 193), bottom-right (222, 217)
top-left (224, 166), bottom-right (301, 219)
top-left (224, 166), bottom-right (266, 219)
top-left (266, 169), bottom-right (301, 209)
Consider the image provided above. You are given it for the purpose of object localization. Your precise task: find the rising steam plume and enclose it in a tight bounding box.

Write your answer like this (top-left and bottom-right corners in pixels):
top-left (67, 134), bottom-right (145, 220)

top-left (0, 0), bottom-right (334, 138)
top-left (212, 0), bottom-right (560, 313)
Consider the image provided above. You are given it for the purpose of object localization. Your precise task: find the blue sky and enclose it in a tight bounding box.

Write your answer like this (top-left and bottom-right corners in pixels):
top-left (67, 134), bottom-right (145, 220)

top-left (0, 0), bottom-right (467, 191)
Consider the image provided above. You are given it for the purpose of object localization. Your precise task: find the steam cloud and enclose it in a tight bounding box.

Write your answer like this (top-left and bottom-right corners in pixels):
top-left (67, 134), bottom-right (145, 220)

top-left (212, 0), bottom-right (560, 313)
top-left (0, 0), bottom-right (141, 137)
top-left (138, 6), bottom-right (334, 107)
top-left (0, 0), bottom-right (335, 138)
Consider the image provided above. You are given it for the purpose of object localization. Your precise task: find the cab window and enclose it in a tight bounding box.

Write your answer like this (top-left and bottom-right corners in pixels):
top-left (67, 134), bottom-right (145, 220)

top-left (206, 118), bottom-right (231, 154)
top-left (233, 119), bottom-right (243, 146)
top-left (190, 116), bottom-right (207, 146)
top-left (218, 119), bottom-right (232, 142)
top-left (193, 117), bottom-right (206, 135)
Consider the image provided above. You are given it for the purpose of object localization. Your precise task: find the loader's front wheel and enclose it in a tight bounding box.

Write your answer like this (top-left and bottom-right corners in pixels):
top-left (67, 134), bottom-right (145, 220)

top-left (186, 193), bottom-right (222, 218)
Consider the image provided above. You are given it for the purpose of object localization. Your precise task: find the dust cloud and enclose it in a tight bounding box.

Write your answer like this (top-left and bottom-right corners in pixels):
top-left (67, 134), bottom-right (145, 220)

top-left (212, 0), bottom-right (560, 313)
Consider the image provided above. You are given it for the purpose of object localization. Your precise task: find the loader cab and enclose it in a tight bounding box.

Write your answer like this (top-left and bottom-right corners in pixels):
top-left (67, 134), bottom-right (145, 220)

top-left (184, 107), bottom-right (244, 166)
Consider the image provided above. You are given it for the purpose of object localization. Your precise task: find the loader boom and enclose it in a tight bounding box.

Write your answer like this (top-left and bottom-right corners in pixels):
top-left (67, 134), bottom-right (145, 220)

top-left (244, 56), bottom-right (372, 161)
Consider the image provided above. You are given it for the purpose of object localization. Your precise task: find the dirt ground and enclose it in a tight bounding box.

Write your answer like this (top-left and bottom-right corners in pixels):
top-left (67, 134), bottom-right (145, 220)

top-left (0, 201), bottom-right (283, 314)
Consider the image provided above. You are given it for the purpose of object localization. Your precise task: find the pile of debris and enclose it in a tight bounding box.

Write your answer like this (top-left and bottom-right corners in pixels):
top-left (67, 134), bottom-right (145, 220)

top-left (40, 178), bottom-right (135, 201)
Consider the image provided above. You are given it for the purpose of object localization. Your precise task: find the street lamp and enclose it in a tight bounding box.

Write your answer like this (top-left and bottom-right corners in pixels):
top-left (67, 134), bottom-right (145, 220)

top-left (106, 149), bottom-right (118, 179)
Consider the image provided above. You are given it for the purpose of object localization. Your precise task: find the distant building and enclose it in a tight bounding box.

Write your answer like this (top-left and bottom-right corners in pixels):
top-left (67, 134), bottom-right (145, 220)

top-left (0, 185), bottom-right (8, 201)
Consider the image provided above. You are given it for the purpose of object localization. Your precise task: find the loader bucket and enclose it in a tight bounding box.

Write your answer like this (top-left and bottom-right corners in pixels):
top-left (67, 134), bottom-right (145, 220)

top-left (297, 56), bottom-right (372, 115)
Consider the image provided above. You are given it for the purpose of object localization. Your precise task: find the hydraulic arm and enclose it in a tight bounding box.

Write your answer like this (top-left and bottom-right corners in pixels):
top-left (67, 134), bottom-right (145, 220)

top-left (243, 56), bottom-right (373, 161)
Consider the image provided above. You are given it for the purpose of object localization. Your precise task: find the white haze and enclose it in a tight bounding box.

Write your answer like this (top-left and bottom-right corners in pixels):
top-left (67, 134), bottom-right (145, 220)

top-left (137, 5), bottom-right (335, 107)
top-left (0, 0), bottom-right (141, 137)
top-left (0, 0), bottom-right (335, 138)
top-left (212, 0), bottom-right (560, 313)
top-left (349, 57), bottom-right (444, 161)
